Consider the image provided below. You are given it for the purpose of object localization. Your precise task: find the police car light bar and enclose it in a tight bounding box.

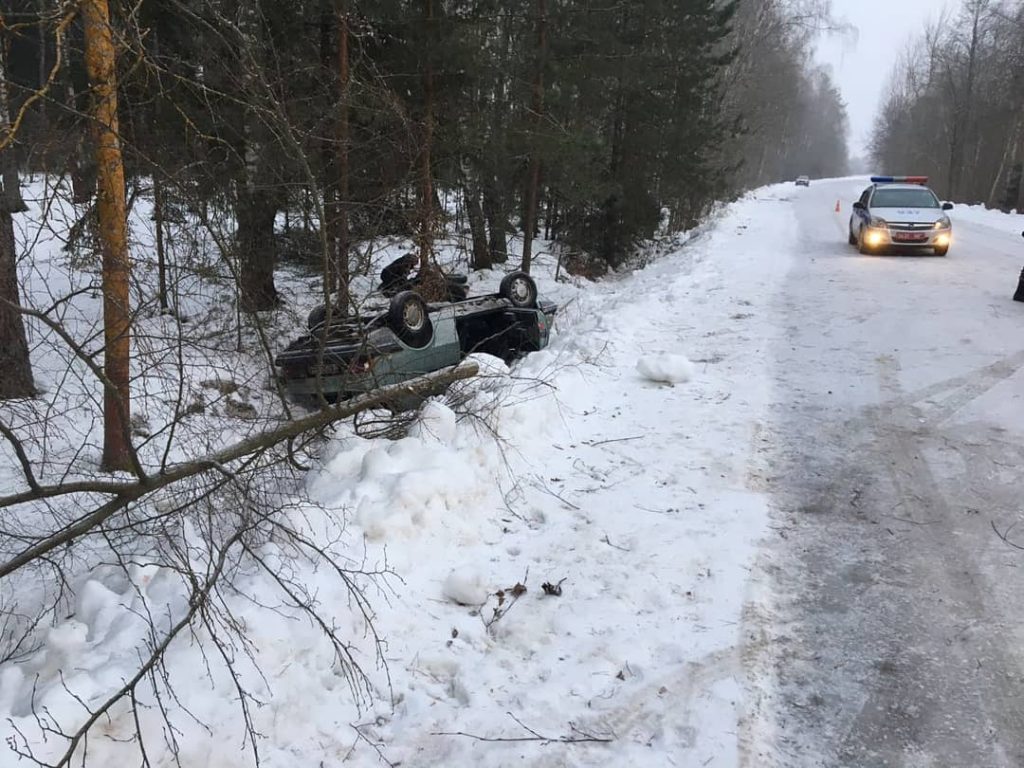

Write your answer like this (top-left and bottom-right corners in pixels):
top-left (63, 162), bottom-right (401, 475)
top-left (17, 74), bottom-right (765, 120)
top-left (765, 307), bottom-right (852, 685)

top-left (870, 175), bottom-right (929, 185)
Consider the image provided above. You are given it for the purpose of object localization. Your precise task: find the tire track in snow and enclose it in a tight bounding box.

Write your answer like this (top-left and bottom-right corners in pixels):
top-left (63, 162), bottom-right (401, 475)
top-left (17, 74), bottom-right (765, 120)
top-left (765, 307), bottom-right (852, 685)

top-left (827, 355), bottom-right (1024, 766)
top-left (880, 348), bottom-right (1024, 425)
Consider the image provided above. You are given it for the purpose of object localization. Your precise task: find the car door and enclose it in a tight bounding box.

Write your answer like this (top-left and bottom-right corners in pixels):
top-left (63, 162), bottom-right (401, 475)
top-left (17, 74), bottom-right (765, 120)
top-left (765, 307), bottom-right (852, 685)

top-left (854, 188), bottom-right (871, 230)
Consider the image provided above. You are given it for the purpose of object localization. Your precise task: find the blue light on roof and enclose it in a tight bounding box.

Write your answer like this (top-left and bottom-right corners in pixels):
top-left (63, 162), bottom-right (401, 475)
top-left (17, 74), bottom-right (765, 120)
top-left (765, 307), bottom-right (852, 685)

top-left (871, 175), bottom-right (928, 184)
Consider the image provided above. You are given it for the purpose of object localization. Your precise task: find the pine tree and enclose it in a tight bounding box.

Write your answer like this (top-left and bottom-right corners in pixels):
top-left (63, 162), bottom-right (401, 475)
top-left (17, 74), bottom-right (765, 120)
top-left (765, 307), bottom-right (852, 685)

top-left (82, 0), bottom-right (133, 472)
top-left (0, 14), bottom-right (33, 400)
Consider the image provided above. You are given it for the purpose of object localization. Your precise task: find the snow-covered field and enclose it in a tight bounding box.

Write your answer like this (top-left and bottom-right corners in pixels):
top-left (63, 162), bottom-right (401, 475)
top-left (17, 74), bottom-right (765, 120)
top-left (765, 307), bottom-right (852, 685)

top-left (3, 176), bottom-right (1022, 767)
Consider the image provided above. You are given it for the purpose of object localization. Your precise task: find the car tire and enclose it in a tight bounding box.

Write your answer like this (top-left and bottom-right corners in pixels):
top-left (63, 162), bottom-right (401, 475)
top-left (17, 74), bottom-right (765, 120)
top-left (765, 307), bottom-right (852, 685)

top-left (857, 229), bottom-right (874, 255)
top-left (308, 304), bottom-right (326, 329)
top-left (387, 291), bottom-right (433, 348)
top-left (499, 271), bottom-right (538, 308)
top-left (848, 228), bottom-right (857, 246)
top-left (307, 303), bottom-right (336, 329)
top-left (933, 246), bottom-right (948, 256)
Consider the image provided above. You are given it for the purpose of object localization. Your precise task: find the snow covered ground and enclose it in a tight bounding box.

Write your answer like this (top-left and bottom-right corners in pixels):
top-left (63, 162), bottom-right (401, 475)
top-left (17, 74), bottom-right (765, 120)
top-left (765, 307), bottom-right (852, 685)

top-left (3, 177), bottom-right (1023, 767)
top-left (955, 202), bottom-right (1024, 238)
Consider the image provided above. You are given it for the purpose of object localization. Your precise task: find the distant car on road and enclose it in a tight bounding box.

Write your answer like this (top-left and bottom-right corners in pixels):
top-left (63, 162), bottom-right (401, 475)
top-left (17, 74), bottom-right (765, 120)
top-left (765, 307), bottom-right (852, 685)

top-left (848, 176), bottom-right (954, 256)
top-left (795, 176), bottom-right (810, 187)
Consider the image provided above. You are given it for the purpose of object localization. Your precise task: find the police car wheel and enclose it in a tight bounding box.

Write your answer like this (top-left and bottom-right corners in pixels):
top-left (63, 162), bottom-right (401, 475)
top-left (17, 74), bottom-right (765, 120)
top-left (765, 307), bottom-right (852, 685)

top-left (848, 229), bottom-right (857, 246)
top-left (857, 229), bottom-right (873, 255)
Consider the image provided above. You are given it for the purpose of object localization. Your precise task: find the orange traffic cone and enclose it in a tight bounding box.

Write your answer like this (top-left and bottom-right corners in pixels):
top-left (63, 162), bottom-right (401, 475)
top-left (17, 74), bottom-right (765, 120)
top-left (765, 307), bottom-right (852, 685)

top-left (835, 200), bottom-right (841, 213)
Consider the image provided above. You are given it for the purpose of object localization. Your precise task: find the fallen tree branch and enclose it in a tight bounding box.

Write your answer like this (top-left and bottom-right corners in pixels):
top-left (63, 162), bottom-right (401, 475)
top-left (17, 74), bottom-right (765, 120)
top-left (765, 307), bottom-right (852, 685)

top-left (0, 362), bottom-right (479, 579)
top-left (433, 712), bottom-right (613, 745)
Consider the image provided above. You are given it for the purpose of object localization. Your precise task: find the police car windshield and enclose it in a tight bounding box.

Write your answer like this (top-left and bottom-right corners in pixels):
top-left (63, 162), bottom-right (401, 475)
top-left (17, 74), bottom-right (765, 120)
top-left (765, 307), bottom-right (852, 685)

top-left (871, 188), bottom-right (940, 208)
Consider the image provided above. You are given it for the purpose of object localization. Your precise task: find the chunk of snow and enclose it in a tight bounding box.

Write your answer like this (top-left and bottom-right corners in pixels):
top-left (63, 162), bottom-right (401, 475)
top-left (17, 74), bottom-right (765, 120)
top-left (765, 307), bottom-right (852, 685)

top-left (637, 353), bottom-right (694, 384)
top-left (410, 400), bottom-right (457, 444)
top-left (465, 352), bottom-right (510, 378)
top-left (442, 567), bottom-right (489, 606)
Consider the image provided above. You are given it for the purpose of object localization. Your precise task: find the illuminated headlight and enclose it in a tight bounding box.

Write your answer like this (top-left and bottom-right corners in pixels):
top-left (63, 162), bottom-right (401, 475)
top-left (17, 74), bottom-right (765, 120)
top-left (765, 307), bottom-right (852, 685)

top-left (933, 216), bottom-right (951, 229)
top-left (866, 230), bottom-right (886, 246)
top-left (935, 232), bottom-right (951, 247)
top-left (869, 216), bottom-right (889, 229)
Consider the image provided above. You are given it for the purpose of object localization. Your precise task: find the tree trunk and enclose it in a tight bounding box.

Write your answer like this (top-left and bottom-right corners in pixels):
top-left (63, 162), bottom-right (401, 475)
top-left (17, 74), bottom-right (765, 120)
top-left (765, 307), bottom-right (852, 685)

top-left (83, 0), bottom-right (133, 472)
top-left (483, 184), bottom-right (508, 264)
top-left (237, 189), bottom-right (279, 311)
top-left (63, 73), bottom-right (95, 204)
top-left (989, 114), bottom-right (1022, 210)
top-left (520, 0), bottom-right (547, 274)
top-left (0, 18), bottom-right (32, 396)
top-left (1003, 161), bottom-right (1023, 213)
top-left (36, 0), bottom-right (47, 129)
top-left (149, 30), bottom-right (169, 313)
top-left (0, 211), bottom-right (34, 399)
top-left (0, 19), bottom-right (27, 214)
top-left (543, 193), bottom-right (554, 240)
top-left (464, 184), bottom-right (490, 270)
top-left (237, 0), bottom-right (279, 312)
top-left (319, 0), bottom-right (338, 299)
top-left (417, 0), bottom-right (435, 272)
top-left (153, 173), bottom-right (169, 312)
top-left (335, 0), bottom-right (351, 314)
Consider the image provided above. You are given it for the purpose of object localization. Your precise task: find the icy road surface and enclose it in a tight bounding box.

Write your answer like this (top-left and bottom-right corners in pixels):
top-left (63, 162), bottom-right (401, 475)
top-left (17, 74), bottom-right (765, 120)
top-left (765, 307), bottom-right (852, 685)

top-left (747, 179), bottom-right (1024, 766)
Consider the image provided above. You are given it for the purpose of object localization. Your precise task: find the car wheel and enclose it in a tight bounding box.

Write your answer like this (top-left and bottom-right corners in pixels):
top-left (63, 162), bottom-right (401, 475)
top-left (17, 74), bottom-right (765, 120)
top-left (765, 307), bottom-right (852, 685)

top-left (387, 291), bottom-right (433, 348)
top-left (307, 303), bottom-right (337, 329)
top-left (933, 246), bottom-right (948, 256)
top-left (308, 305), bottom-right (324, 329)
top-left (499, 271), bottom-right (538, 308)
top-left (857, 228), bottom-right (873, 255)
top-left (848, 227), bottom-right (857, 246)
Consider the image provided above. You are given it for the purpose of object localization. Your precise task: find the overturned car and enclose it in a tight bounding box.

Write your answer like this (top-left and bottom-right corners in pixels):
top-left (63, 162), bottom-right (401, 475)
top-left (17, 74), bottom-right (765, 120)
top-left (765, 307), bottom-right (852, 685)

top-left (274, 271), bottom-right (557, 404)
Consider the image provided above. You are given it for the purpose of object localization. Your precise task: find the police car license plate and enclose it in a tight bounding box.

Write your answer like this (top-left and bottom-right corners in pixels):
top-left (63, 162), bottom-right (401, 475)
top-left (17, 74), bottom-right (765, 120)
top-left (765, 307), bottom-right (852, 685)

top-left (893, 232), bottom-right (927, 242)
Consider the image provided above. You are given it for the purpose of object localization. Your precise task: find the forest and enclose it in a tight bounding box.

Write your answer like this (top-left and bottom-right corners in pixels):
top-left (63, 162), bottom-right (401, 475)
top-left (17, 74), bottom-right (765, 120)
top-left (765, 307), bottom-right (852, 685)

top-left (0, 0), bottom-right (850, 331)
top-left (871, 0), bottom-right (1024, 208)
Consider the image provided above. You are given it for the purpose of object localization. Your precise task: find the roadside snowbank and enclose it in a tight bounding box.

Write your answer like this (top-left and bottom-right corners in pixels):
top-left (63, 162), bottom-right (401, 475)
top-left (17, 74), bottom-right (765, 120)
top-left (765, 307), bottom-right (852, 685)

top-left (0, 184), bottom-right (799, 766)
top-left (952, 202), bottom-right (1024, 237)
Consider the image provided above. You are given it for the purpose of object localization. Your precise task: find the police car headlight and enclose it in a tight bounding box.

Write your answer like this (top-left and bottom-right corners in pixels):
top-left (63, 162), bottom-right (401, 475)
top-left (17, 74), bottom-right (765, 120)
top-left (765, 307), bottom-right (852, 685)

top-left (869, 217), bottom-right (888, 229)
top-left (934, 216), bottom-right (951, 229)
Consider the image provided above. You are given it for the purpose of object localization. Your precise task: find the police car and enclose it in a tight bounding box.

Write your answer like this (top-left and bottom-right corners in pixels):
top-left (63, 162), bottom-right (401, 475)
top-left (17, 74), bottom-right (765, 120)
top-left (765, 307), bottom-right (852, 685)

top-left (848, 176), bottom-right (954, 256)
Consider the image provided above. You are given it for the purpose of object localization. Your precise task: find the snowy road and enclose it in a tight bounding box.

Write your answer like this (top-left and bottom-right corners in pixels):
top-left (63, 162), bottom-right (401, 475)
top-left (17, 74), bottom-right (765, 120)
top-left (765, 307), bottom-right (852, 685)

top-left (750, 179), bottom-right (1024, 766)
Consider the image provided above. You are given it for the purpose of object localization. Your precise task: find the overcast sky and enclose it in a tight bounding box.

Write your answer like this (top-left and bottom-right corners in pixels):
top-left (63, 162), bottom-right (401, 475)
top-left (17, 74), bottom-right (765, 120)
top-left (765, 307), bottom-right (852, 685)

top-left (814, 0), bottom-right (958, 159)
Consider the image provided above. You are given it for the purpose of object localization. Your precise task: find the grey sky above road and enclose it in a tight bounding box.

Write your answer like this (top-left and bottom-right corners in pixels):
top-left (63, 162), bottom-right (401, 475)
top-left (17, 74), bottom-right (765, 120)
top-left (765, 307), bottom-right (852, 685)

top-left (814, 0), bottom-right (957, 161)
